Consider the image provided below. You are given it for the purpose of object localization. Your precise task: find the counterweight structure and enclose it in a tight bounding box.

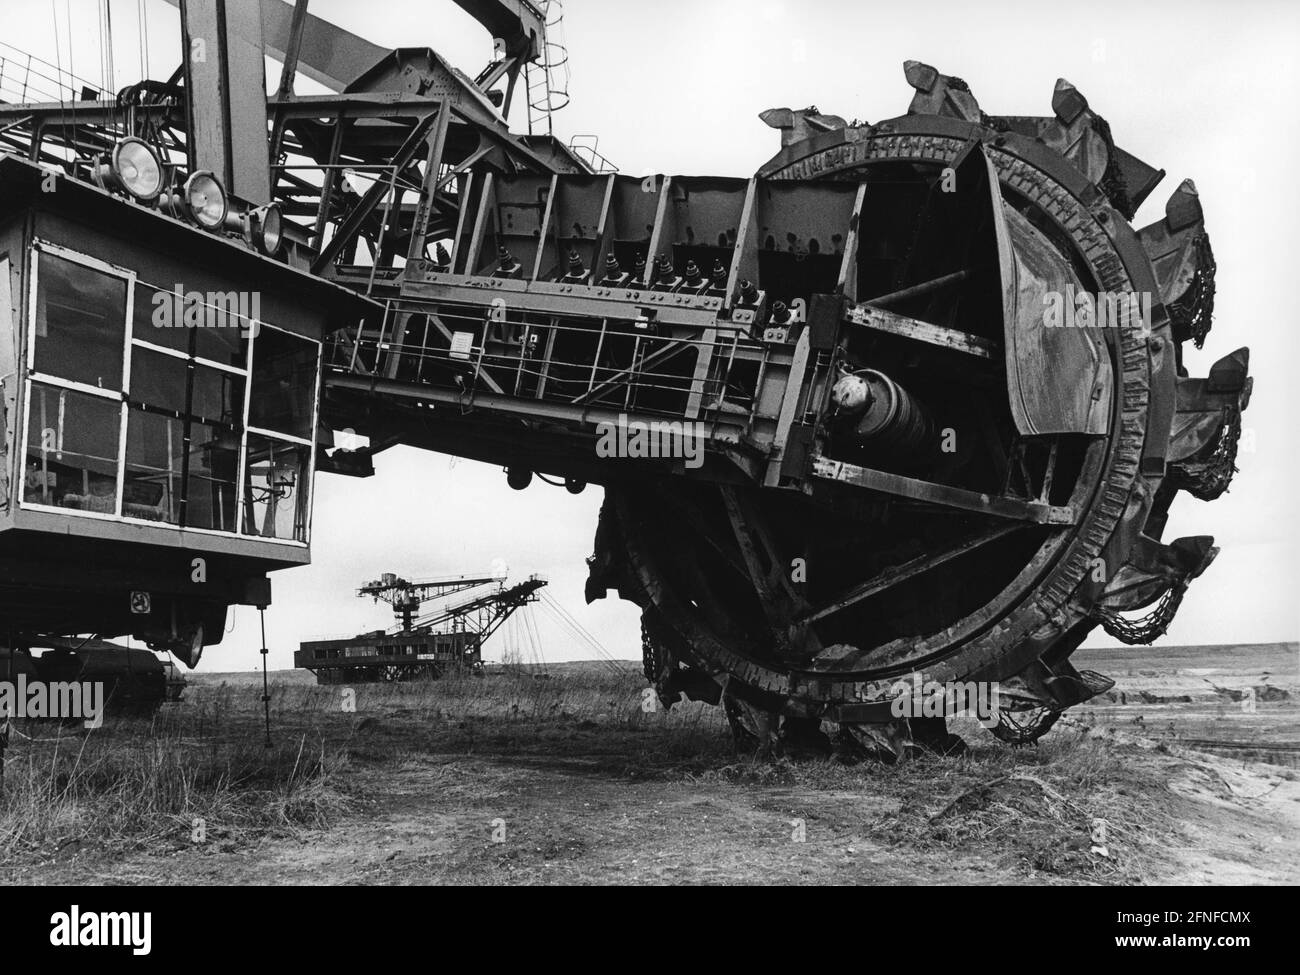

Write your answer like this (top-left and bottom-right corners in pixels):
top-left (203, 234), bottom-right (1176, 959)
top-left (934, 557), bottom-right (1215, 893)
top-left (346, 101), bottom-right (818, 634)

top-left (0, 4), bottom-right (1251, 754)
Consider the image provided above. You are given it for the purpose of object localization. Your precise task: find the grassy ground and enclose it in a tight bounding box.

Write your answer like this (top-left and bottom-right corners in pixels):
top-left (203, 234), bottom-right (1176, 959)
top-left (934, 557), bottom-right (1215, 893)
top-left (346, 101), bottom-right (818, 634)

top-left (1, 654), bottom-right (1296, 885)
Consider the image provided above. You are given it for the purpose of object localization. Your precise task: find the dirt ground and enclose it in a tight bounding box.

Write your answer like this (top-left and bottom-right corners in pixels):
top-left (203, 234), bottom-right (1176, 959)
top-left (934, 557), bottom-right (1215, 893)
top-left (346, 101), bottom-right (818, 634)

top-left (2, 643), bottom-right (1297, 886)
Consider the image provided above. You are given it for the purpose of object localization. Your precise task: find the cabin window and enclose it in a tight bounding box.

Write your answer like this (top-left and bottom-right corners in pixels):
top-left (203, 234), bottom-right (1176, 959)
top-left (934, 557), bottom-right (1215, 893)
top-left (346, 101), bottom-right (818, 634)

top-left (241, 322), bottom-right (319, 543)
top-left (130, 281), bottom-right (249, 367)
top-left (123, 410), bottom-right (183, 523)
top-left (23, 383), bottom-right (122, 513)
top-left (123, 332), bottom-right (244, 529)
top-left (23, 242), bottom-right (318, 543)
top-left (33, 251), bottom-right (126, 390)
top-left (242, 433), bottom-right (311, 542)
top-left (193, 314), bottom-right (248, 368)
top-left (249, 325), bottom-right (318, 441)
top-left (131, 282), bottom-right (189, 354)
top-left (129, 345), bottom-right (189, 412)
top-left (186, 418), bottom-right (240, 532)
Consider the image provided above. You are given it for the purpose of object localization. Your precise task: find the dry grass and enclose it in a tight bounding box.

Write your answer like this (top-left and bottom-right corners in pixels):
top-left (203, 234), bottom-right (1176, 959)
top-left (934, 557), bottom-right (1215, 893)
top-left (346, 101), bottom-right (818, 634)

top-left (0, 665), bottom-right (716, 861)
top-left (682, 726), bottom-right (1178, 882)
top-left (0, 665), bottom-right (1191, 882)
top-left (0, 691), bottom-right (350, 861)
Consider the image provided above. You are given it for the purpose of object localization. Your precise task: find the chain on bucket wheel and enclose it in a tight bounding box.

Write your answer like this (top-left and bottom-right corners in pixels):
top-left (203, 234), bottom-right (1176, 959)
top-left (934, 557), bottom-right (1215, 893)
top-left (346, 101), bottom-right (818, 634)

top-left (990, 706), bottom-right (1063, 746)
top-left (990, 667), bottom-right (1114, 744)
top-left (1094, 583), bottom-right (1188, 645)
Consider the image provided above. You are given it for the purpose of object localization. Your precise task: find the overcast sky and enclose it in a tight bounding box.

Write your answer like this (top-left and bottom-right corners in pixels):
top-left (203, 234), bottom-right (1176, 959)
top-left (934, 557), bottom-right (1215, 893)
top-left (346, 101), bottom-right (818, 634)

top-left (6, 0), bottom-right (1297, 669)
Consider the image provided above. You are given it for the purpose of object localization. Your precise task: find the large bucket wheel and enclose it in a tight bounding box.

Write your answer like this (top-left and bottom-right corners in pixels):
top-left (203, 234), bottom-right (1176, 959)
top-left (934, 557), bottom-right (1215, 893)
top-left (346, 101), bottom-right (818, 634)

top-left (591, 65), bottom-right (1245, 754)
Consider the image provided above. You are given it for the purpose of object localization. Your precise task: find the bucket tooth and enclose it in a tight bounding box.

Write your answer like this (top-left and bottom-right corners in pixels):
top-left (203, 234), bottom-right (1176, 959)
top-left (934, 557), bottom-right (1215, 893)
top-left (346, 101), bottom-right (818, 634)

top-left (1042, 79), bottom-right (1108, 184)
top-left (837, 719), bottom-right (914, 763)
top-left (1165, 176), bottom-right (1204, 231)
top-left (1094, 536), bottom-right (1219, 644)
top-left (1040, 78), bottom-right (1135, 216)
top-left (721, 682), bottom-right (781, 754)
top-left (991, 658), bottom-right (1115, 745)
top-left (1100, 535), bottom-right (1218, 610)
top-left (1000, 657), bottom-right (1115, 711)
top-left (759, 106), bottom-right (849, 148)
top-left (1164, 348), bottom-right (1251, 501)
top-left (904, 60), bottom-right (983, 122)
top-left (1111, 145), bottom-right (1166, 213)
top-left (1139, 179), bottom-right (1216, 348)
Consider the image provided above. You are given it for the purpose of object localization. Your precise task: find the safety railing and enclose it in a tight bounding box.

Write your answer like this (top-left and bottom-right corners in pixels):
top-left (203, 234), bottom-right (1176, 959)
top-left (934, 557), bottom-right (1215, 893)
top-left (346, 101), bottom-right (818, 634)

top-left (0, 41), bottom-right (102, 106)
top-left (328, 297), bottom-right (774, 426)
top-left (568, 134), bottom-right (617, 174)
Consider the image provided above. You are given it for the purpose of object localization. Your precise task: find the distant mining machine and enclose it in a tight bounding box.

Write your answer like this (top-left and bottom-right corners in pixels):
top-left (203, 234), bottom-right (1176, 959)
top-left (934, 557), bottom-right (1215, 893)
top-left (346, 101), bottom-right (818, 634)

top-left (296, 573), bottom-right (547, 683)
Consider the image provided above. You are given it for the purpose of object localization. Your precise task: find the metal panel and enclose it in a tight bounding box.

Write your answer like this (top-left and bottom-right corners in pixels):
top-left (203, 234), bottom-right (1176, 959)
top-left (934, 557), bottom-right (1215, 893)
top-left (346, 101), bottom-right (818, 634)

top-left (995, 162), bottom-right (1113, 435)
top-left (180, 0), bottom-right (272, 203)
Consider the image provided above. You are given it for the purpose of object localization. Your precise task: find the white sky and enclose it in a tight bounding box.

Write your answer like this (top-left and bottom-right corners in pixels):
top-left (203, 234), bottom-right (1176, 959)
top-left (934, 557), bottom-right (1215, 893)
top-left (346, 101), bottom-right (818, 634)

top-left (4, 0), bottom-right (1297, 669)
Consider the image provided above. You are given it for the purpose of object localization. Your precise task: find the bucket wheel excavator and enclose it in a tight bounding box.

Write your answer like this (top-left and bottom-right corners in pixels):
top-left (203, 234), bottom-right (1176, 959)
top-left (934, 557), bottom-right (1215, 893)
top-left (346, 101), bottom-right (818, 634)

top-left (0, 0), bottom-right (1248, 761)
top-left (572, 65), bottom-right (1249, 758)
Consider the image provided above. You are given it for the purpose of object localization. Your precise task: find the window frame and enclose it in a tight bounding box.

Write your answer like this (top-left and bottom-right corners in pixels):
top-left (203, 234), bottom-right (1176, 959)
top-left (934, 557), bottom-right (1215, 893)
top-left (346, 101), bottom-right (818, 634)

top-left (126, 285), bottom-right (251, 533)
top-left (21, 241), bottom-right (134, 519)
top-left (19, 240), bottom-right (321, 546)
top-left (239, 321), bottom-right (322, 542)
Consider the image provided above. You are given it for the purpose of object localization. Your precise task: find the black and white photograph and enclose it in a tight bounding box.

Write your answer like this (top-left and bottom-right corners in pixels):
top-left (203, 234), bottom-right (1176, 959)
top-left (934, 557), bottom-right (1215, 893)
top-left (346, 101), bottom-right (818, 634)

top-left (0, 0), bottom-right (1293, 931)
